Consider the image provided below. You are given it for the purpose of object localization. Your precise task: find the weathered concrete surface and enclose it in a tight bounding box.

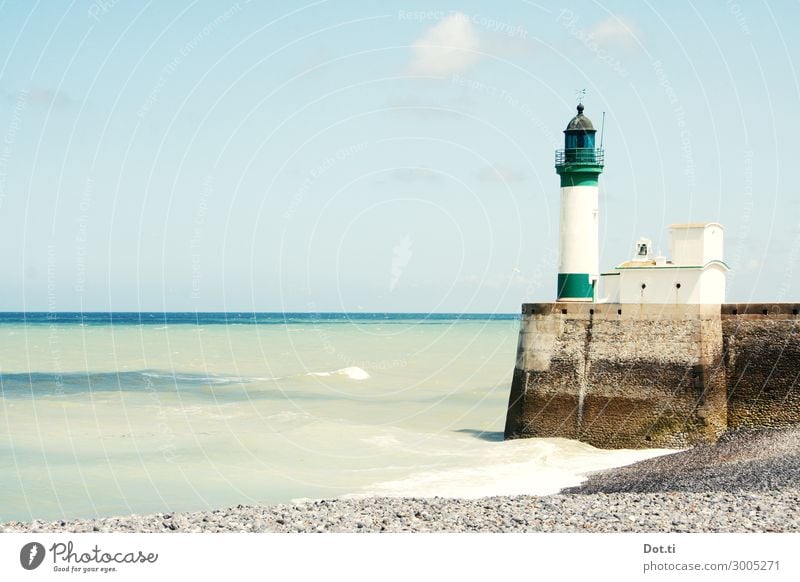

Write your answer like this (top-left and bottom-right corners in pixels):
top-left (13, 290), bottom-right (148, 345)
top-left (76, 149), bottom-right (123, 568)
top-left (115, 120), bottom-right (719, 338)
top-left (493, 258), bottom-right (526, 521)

top-left (505, 302), bottom-right (800, 449)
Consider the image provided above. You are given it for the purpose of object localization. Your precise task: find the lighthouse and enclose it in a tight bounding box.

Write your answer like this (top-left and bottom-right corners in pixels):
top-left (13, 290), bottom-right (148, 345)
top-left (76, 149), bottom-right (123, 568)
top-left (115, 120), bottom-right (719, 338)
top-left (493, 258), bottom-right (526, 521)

top-left (503, 101), bottom-right (795, 453)
top-left (555, 103), bottom-right (604, 301)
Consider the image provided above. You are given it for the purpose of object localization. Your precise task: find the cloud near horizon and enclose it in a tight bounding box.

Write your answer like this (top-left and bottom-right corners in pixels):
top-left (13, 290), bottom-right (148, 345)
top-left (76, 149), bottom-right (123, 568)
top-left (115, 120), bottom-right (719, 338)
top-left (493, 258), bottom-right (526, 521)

top-left (408, 12), bottom-right (483, 76)
top-left (476, 163), bottom-right (527, 184)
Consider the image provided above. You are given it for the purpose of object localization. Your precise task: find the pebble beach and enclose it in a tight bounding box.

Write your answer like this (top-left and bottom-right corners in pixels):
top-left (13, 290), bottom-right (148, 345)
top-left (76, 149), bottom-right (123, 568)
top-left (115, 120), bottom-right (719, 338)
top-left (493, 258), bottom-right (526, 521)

top-left (4, 426), bottom-right (800, 534)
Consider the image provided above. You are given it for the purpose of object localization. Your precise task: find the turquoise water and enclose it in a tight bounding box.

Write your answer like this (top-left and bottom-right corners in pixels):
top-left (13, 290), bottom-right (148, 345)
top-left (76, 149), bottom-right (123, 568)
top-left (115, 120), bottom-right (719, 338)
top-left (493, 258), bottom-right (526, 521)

top-left (0, 314), bottom-right (670, 521)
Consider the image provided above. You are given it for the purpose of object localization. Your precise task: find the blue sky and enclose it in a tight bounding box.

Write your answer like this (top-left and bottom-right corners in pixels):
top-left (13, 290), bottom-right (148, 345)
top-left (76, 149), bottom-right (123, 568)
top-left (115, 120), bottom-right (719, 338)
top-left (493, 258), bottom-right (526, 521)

top-left (0, 0), bottom-right (798, 312)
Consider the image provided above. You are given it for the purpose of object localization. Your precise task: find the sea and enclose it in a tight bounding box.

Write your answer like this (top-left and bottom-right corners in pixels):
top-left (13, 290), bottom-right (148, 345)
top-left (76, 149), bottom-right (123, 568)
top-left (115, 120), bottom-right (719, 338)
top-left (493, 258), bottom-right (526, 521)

top-left (0, 313), bottom-right (672, 522)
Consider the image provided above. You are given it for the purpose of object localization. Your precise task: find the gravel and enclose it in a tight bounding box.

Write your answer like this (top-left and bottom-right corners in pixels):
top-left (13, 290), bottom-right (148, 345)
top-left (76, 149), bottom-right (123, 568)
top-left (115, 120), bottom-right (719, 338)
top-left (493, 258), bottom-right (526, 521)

top-left (4, 492), bottom-right (800, 533)
top-left (5, 427), bottom-right (800, 533)
top-left (565, 426), bottom-right (800, 494)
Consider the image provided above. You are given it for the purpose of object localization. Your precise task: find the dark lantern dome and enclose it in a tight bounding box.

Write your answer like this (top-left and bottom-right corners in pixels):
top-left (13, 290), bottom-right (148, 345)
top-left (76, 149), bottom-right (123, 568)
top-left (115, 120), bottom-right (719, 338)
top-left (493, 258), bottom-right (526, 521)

top-left (565, 103), bottom-right (595, 132)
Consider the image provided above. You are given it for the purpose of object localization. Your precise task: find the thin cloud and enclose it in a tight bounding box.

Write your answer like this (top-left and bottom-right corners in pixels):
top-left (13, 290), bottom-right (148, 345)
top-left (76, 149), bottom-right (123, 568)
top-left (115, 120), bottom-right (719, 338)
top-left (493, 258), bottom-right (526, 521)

top-left (385, 94), bottom-right (475, 119)
top-left (408, 12), bottom-right (482, 76)
top-left (588, 15), bottom-right (641, 48)
top-left (387, 167), bottom-right (443, 183)
top-left (476, 164), bottom-right (527, 184)
top-left (1, 85), bottom-right (75, 108)
top-left (25, 86), bottom-right (75, 109)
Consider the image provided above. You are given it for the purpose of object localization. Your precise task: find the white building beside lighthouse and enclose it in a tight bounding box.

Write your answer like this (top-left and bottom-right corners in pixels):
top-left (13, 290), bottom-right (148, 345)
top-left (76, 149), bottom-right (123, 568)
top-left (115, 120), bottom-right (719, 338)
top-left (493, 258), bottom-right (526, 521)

top-left (554, 104), bottom-right (728, 305)
top-left (600, 223), bottom-right (728, 304)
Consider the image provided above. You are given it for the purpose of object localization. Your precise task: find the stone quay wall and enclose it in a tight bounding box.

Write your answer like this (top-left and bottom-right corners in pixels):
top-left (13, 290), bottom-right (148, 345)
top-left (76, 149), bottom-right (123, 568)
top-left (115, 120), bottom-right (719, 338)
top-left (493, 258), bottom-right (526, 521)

top-left (504, 302), bottom-right (800, 449)
top-left (723, 303), bottom-right (800, 431)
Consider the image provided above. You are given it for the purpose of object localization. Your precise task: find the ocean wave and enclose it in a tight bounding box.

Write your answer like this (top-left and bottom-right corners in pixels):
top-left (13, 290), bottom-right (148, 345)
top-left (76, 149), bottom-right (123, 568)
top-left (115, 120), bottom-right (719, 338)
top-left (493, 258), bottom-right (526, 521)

top-left (0, 366), bottom-right (371, 399)
top-left (306, 367), bottom-right (370, 381)
top-left (140, 371), bottom-right (257, 385)
top-left (0, 370), bottom-right (264, 397)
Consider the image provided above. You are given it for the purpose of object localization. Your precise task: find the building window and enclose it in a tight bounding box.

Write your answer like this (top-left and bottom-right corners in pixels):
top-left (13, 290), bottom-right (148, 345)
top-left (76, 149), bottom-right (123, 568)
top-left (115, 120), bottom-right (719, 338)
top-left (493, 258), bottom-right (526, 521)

top-left (676, 283), bottom-right (681, 289)
top-left (641, 283), bottom-right (647, 289)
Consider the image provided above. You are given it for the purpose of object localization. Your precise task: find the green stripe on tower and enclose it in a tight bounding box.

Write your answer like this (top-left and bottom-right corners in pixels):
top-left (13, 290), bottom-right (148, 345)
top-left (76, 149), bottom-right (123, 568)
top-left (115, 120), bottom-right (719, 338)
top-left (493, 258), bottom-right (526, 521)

top-left (556, 165), bottom-right (603, 187)
top-left (556, 159), bottom-right (603, 188)
top-left (557, 273), bottom-right (594, 300)
top-left (559, 173), bottom-right (599, 187)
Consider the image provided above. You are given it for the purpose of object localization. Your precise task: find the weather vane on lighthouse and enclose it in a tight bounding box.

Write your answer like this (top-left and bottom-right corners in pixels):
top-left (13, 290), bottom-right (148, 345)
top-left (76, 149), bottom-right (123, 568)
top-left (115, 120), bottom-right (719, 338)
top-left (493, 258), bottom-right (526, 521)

top-left (575, 88), bottom-right (587, 103)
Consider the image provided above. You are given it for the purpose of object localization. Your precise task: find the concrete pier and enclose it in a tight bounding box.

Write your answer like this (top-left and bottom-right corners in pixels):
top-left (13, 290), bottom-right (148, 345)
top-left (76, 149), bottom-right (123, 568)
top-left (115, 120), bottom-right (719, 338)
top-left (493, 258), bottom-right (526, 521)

top-left (504, 302), bottom-right (800, 448)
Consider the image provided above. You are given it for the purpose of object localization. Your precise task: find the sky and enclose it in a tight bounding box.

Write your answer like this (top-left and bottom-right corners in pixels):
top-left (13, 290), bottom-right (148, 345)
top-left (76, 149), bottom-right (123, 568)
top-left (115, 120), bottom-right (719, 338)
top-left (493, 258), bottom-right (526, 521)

top-left (0, 0), bottom-right (798, 312)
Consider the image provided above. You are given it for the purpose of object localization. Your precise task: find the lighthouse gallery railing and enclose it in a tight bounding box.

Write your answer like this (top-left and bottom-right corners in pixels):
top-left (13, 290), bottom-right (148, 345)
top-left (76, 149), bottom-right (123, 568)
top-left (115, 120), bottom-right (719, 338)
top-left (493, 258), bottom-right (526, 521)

top-left (555, 148), bottom-right (604, 167)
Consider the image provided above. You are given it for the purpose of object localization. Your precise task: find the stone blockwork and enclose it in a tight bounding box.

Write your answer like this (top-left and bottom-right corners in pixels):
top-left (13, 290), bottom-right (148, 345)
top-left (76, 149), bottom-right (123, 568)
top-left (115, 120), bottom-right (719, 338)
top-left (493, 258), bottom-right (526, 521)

top-left (504, 302), bottom-right (800, 449)
top-left (723, 304), bottom-right (800, 430)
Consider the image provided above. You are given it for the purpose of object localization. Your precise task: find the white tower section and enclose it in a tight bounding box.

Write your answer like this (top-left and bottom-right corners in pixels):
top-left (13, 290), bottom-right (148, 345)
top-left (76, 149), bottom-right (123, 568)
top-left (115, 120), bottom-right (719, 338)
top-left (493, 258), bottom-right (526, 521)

top-left (559, 185), bottom-right (599, 291)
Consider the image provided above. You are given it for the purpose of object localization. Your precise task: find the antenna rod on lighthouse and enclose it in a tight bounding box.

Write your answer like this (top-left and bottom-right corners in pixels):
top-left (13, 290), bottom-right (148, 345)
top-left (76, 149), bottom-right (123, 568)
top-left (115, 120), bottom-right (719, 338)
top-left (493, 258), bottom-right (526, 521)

top-left (600, 111), bottom-right (606, 148)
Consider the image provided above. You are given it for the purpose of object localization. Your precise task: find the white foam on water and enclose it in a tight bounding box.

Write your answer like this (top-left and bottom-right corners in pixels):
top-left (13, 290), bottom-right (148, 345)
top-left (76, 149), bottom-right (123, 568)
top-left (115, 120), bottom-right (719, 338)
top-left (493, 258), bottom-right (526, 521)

top-left (264, 410), bottom-right (312, 422)
top-left (351, 438), bottom-right (677, 499)
top-left (307, 366), bottom-right (370, 380)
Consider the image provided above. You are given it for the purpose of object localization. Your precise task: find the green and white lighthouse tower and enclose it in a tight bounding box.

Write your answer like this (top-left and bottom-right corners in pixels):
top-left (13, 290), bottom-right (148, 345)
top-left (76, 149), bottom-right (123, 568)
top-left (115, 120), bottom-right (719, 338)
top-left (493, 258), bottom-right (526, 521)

top-left (555, 103), bottom-right (604, 301)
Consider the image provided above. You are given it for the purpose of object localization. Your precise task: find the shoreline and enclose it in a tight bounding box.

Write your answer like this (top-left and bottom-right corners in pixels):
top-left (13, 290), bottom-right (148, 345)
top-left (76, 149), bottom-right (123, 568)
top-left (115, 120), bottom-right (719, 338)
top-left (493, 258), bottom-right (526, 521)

top-left (4, 490), bottom-right (800, 533)
top-left (5, 426), bottom-right (800, 533)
